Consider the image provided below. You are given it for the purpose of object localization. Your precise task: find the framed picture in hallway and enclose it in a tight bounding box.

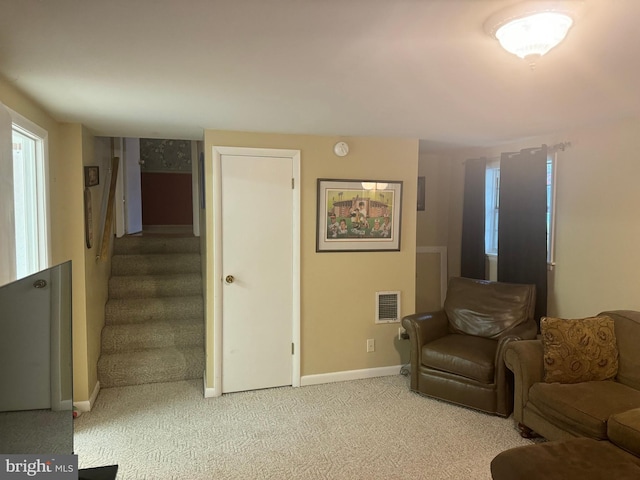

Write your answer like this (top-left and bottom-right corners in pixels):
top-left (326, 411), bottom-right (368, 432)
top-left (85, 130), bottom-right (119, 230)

top-left (84, 166), bottom-right (99, 187)
top-left (316, 178), bottom-right (402, 252)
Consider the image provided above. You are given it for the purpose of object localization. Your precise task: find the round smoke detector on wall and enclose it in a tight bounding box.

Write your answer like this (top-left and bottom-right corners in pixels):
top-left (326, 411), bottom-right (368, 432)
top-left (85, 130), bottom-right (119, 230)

top-left (333, 141), bottom-right (349, 157)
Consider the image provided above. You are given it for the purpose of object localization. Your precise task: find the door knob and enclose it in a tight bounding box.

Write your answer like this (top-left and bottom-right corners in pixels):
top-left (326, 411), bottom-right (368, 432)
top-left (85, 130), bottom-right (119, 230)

top-left (225, 275), bottom-right (235, 284)
top-left (33, 279), bottom-right (47, 289)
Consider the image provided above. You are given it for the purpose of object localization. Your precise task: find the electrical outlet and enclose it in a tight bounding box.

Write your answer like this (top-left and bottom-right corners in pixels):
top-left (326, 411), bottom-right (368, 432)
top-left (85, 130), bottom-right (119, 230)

top-left (366, 338), bottom-right (375, 353)
top-left (398, 327), bottom-right (407, 340)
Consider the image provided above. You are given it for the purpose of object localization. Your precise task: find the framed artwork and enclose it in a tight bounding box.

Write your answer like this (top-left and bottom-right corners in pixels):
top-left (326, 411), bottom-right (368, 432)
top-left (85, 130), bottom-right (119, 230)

top-left (417, 176), bottom-right (425, 211)
top-left (84, 166), bottom-right (99, 187)
top-left (316, 178), bottom-right (403, 252)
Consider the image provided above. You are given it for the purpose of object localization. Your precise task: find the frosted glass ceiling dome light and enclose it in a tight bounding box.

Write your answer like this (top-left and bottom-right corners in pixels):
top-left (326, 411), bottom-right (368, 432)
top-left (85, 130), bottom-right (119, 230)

top-left (496, 12), bottom-right (573, 59)
top-left (485, 1), bottom-right (583, 61)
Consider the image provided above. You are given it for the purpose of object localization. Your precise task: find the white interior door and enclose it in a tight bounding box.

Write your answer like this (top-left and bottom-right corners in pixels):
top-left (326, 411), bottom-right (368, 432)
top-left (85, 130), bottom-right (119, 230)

top-left (220, 153), bottom-right (295, 393)
top-left (123, 138), bottom-right (142, 234)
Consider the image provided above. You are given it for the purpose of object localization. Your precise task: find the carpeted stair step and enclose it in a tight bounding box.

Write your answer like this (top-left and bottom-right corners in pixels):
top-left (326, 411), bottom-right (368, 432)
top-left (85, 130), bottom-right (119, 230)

top-left (98, 346), bottom-right (205, 388)
top-left (105, 296), bottom-right (204, 325)
top-left (112, 253), bottom-right (201, 276)
top-left (109, 273), bottom-right (202, 299)
top-left (113, 236), bottom-right (199, 255)
top-left (99, 234), bottom-right (205, 388)
top-left (101, 319), bottom-right (204, 354)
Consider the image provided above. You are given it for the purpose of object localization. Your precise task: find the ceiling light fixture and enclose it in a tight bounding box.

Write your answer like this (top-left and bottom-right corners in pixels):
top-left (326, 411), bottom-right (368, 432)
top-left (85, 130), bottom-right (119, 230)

top-left (484, 1), bottom-right (583, 64)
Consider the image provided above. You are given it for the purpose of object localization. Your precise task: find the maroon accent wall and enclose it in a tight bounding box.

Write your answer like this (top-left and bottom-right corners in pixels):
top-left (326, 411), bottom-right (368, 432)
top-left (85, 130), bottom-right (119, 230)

top-left (141, 172), bottom-right (193, 226)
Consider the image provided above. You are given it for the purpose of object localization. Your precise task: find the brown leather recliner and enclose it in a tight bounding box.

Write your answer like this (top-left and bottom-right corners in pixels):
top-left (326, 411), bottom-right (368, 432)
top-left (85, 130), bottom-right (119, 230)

top-left (402, 277), bottom-right (538, 416)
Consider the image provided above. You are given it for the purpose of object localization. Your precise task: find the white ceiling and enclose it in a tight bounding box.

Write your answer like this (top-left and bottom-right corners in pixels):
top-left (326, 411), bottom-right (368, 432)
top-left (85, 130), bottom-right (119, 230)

top-left (1, 0), bottom-right (638, 149)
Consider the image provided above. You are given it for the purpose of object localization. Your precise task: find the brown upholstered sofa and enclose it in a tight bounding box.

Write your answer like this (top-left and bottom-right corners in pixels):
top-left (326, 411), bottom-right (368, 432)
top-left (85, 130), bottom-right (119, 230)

top-left (504, 310), bottom-right (640, 440)
top-left (402, 277), bottom-right (537, 416)
top-left (492, 310), bottom-right (640, 480)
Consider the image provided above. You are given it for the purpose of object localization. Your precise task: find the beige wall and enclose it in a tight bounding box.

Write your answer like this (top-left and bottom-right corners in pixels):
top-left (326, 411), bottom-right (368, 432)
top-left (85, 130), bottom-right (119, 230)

top-left (416, 153), bottom-right (453, 247)
top-left (415, 252), bottom-right (443, 312)
top-left (551, 119), bottom-right (640, 316)
top-left (439, 118), bottom-right (640, 319)
top-left (55, 124), bottom-right (111, 404)
top-left (415, 153), bottom-right (457, 312)
top-left (57, 124), bottom-right (91, 401)
top-left (0, 77), bottom-right (106, 404)
top-left (203, 131), bottom-right (418, 387)
top-left (82, 133), bottom-right (112, 398)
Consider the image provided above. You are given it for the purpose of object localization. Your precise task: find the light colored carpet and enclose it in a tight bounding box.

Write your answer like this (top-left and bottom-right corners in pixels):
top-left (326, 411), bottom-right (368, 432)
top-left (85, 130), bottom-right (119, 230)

top-left (74, 375), bottom-right (536, 479)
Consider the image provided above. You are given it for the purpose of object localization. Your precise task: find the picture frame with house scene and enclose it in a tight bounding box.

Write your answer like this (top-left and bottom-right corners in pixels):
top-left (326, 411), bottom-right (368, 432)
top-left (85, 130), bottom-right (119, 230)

top-left (316, 178), bottom-right (402, 252)
top-left (84, 166), bottom-right (99, 187)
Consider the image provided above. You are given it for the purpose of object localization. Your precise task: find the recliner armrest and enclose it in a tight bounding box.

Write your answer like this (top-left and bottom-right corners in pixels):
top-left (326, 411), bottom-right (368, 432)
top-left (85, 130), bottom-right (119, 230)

top-left (402, 311), bottom-right (449, 348)
top-left (401, 311), bottom-right (449, 390)
top-left (504, 339), bottom-right (544, 422)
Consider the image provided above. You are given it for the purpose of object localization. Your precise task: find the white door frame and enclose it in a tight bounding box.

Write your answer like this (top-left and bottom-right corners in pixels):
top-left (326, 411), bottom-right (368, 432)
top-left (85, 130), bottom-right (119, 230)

top-left (211, 146), bottom-right (301, 397)
top-left (123, 138), bottom-right (143, 234)
top-left (191, 142), bottom-right (201, 237)
top-left (6, 107), bottom-right (51, 278)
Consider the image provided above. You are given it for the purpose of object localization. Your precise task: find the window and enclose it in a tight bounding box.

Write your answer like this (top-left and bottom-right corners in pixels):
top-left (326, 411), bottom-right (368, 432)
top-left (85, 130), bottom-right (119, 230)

top-left (485, 162), bottom-right (500, 255)
top-left (485, 155), bottom-right (555, 263)
top-left (546, 157), bottom-right (556, 265)
top-left (11, 114), bottom-right (49, 278)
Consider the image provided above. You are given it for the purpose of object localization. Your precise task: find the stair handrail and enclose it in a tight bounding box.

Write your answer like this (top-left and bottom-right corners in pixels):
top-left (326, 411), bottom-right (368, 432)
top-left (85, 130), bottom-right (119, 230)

top-left (97, 155), bottom-right (119, 261)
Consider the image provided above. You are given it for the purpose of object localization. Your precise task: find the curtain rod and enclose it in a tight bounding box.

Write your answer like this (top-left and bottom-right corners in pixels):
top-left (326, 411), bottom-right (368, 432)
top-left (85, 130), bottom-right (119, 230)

top-left (462, 141), bottom-right (572, 164)
top-left (549, 141), bottom-right (571, 152)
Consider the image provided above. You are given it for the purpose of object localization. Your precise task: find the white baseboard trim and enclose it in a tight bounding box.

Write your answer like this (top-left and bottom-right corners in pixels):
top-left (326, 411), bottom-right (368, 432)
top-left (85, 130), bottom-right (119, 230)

top-left (74, 380), bottom-right (100, 412)
top-left (203, 372), bottom-right (219, 398)
top-left (203, 367), bottom-right (401, 394)
top-left (301, 365), bottom-right (403, 387)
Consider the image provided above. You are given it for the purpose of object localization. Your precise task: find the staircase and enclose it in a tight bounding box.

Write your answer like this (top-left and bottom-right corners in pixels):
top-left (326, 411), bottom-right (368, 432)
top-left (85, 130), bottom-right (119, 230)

top-left (97, 235), bottom-right (205, 388)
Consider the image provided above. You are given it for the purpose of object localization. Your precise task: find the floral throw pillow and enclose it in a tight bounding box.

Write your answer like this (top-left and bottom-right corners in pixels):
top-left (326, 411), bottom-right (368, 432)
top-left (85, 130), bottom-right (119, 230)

top-left (541, 316), bottom-right (619, 384)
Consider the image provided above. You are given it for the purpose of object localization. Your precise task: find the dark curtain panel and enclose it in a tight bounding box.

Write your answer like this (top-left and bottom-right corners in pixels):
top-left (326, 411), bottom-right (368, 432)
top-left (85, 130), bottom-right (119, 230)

top-left (497, 146), bottom-right (548, 327)
top-left (461, 157), bottom-right (487, 279)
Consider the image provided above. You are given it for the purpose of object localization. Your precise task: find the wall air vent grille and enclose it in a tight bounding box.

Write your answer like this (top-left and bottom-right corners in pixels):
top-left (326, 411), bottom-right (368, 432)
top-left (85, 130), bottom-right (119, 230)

top-left (375, 291), bottom-right (401, 324)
